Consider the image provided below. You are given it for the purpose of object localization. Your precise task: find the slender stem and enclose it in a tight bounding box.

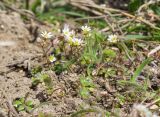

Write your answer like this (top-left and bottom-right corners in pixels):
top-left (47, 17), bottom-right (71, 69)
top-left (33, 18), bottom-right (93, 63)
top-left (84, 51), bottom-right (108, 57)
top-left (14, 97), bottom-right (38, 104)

top-left (40, 41), bottom-right (50, 66)
top-left (119, 41), bottom-right (134, 62)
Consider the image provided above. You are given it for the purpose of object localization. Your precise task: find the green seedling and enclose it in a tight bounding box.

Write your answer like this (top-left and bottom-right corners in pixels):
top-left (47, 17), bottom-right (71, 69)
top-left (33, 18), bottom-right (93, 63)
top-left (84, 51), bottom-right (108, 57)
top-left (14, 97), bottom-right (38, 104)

top-left (103, 49), bottom-right (116, 59)
top-left (13, 97), bottom-right (34, 112)
top-left (79, 76), bottom-right (95, 98)
top-left (32, 73), bottom-right (53, 94)
top-left (80, 87), bottom-right (90, 99)
top-left (53, 63), bottom-right (68, 75)
top-left (98, 67), bottom-right (116, 78)
top-left (31, 66), bottom-right (42, 76)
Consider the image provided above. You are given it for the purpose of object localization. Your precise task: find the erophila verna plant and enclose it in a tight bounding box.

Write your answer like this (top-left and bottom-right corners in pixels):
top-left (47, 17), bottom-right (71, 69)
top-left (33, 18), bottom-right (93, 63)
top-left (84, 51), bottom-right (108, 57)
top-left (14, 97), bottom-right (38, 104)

top-left (13, 97), bottom-right (34, 113)
top-left (39, 24), bottom-right (119, 66)
top-left (39, 24), bottom-right (151, 100)
top-left (38, 25), bottom-right (122, 98)
top-left (31, 67), bottom-right (53, 94)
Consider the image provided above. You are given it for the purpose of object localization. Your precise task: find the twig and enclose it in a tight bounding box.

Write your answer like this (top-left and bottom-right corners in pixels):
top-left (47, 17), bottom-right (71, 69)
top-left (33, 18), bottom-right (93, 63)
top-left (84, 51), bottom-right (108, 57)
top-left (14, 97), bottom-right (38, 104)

top-left (148, 45), bottom-right (160, 57)
top-left (104, 17), bottom-right (115, 32)
top-left (92, 4), bottom-right (160, 30)
top-left (146, 98), bottom-right (160, 108)
top-left (70, 2), bottom-right (103, 16)
top-left (75, 15), bottom-right (106, 21)
top-left (138, 0), bottom-right (160, 13)
top-left (69, 0), bottom-right (160, 30)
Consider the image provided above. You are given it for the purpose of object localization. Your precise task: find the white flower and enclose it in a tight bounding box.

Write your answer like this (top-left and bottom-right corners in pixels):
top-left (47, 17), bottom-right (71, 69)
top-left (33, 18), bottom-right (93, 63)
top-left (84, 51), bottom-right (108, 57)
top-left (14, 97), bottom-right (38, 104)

top-left (62, 24), bottom-right (84, 46)
top-left (62, 24), bottom-right (70, 35)
top-left (62, 24), bottom-right (75, 39)
top-left (41, 31), bottom-right (53, 39)
top-left (66, 37), bottom-right (83, 46)
top-left (107, 34), bottom-right (118, 43)
top-left (81, 25), bottom-right (91, 35)
top-left (49, 55), bottom-right (56, 62)
top-left (72, 37), bottom-right (83, 46)
top-left (68, 30), bottom-right (75, 38)
top-left (65, 36), bottom-right (73, 43)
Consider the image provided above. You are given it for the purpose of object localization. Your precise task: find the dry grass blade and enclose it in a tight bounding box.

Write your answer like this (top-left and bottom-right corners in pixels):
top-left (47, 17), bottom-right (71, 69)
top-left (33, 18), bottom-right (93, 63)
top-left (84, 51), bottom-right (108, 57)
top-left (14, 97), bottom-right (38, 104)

top-left (148, 45), bottom-right (160, 57)
top-left (131, 58), bottom-right (152, 82)
top-left (69, 0), bottom-right (160, 30)
top-left (138, 0), bottom-right (160, 13)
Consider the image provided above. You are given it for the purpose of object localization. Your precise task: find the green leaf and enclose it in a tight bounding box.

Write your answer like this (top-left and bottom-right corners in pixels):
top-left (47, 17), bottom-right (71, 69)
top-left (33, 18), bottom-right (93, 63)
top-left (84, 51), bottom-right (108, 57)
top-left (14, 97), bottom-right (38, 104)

top-left (19, 98), bottom-right (25, 103)
top-left (61, 11), bottom-right (86, 17)
top-left (129, 0), bottom-right (144, 12)
top-left (17, 105), bottom-right (25, 111)
top-left (26, 106), bottom-right (33, 112)
top-left (150, 5), bottom-right (160, 16)
top-left (31, 77), bottom-right (41, 86)
top-left (31, 66), bottom-right (42, 76)
top-left (80, 77), bottom-right (94, 87)
top-left (47, 89), bottom-right (53, 95)
top-left (131, 58), bottom-right (152, 82)
top-left (125, 35), bottom-right (150, 40)
top-left (31, 0), bottom-right (41, 13)
top-left (26, 100), bottom-right (33, 106)
top-left (106, 68), bottom-right (116, 77)
top-left (80, 87), bottom-right (90, 99)
top-left (53, 63), bottom-right (67, 75)
top-left (106, 111), bottom-right (111, 117)
top-left (103, 49), bottom-right (116, 58)
top-left (13, 100), bottom-right (22, 107)
top-left (42, 74), bottom-right (53, 89)
top-left (89, 20), bottom-right (107, 29)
